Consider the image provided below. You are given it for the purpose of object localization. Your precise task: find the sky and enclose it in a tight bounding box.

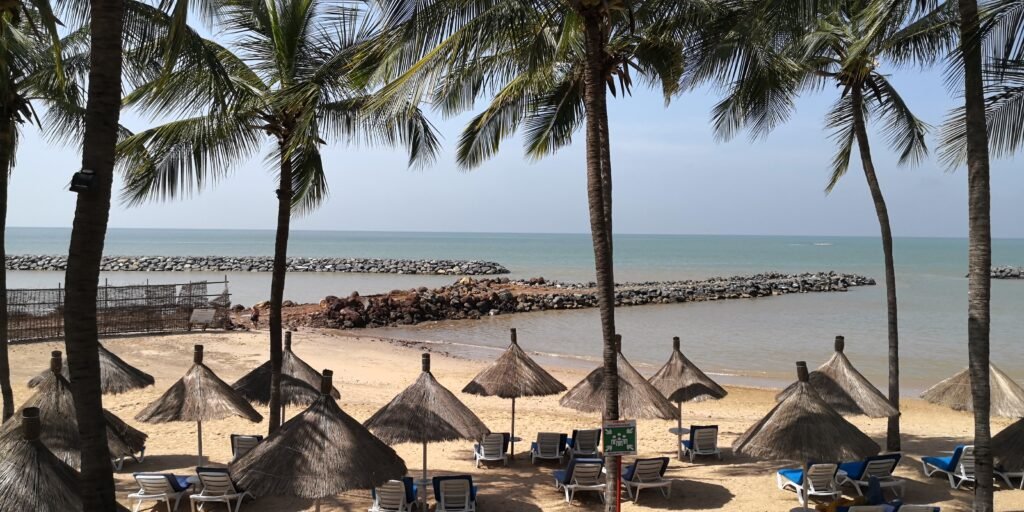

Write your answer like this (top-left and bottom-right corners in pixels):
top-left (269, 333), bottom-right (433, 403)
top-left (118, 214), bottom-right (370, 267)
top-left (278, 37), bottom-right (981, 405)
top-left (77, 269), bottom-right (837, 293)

top-left (8, 63), bottom-right (1023, 238)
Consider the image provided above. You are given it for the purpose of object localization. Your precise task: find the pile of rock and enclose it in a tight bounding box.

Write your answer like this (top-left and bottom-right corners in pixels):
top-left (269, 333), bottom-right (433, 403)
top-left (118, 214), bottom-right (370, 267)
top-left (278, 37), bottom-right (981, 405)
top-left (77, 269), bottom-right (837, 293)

top-left (5, 255), bottom-right (509, 275)
top-left (288, 271), bottom-right (874, 330)
top-left (991, 266), bottom-right (1024, 279)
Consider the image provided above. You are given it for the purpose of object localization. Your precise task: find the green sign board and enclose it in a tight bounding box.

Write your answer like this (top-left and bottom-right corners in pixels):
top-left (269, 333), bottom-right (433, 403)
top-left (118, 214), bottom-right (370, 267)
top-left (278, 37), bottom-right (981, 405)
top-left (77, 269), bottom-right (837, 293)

top-left (602, 419), bottom-right (637, 456)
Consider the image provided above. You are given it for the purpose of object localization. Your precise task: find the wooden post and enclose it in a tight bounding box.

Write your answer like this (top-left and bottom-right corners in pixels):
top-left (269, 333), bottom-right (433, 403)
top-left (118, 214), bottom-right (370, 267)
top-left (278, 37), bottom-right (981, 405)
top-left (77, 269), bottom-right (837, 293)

top-left (197, 420), bottom-right (204, 467)
top-left (510, 328), bottom-right (518, 460)
top-left (674, 337), bottom-right (683, 460)
top-left (797, 361), bottom-right (810, 512)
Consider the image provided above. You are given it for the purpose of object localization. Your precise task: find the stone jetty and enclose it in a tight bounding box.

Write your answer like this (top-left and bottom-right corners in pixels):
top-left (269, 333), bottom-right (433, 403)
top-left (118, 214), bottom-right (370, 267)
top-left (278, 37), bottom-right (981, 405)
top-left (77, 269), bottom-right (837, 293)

top-left (5, 255), bottom-right (509, 275)
top-left (992, 266), bottom-right (1024, 279)
top-left (279, 271), bottom-right (875, 330)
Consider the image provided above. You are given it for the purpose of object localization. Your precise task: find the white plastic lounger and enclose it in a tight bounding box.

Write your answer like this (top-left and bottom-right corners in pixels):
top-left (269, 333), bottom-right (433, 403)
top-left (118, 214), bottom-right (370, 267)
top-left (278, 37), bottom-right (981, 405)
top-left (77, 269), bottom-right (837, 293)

top-left (370, 479), bottom-right (416, 512)
top-left (838, 453), bottom-right (904, 497)
top-left (777, 463), bottom-right (840, 507)
top-left (621, 457), bottom-right (672, 502)
top-left (554, 458), bottom-right (606, 503)
top-left (531, 432), bottom-right (566, 464)
top-left (190, 467), bottom-right (252, 512)
top-left (922, 445), bottom-right (974, 489)
top-left (681, 425), bottom-right (722, 462)
top-left (230, 434), bottom-right (263, 463)
top-left (436, 478), bottom-right (476, 512)
top-left (474, 433), bottom-right (508, 467)
top-left (569, 429), bottom-right (601, 458)
top-left (129, 473), bottom-right (191, 512)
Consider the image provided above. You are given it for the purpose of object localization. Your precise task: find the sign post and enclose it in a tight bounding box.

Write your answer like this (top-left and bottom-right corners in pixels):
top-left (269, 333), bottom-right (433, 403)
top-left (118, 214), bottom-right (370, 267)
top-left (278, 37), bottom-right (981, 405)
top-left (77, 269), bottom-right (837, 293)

top-left (603, 419), bottom-right (637, 512)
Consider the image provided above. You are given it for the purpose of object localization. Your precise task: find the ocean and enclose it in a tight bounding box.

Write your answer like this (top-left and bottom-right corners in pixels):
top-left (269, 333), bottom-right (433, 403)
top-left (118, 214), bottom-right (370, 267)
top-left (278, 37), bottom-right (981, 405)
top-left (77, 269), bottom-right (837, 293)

top-left (7, 227), bottom-right (1024, 394)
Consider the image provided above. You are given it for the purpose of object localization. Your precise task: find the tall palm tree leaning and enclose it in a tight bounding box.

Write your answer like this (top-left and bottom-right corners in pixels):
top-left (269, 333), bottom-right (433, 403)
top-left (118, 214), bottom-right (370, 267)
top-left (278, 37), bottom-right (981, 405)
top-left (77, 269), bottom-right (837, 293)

top-left (59, 0), bottom-right (124, 504)
top-left (119, 0), bottom-right (438, 434)
top-left (361, 1), bottom-right (722, 506)
top-left (0, 0), bottom-right (64, 423)
top-left (709, 0), bottom-right (954, 452)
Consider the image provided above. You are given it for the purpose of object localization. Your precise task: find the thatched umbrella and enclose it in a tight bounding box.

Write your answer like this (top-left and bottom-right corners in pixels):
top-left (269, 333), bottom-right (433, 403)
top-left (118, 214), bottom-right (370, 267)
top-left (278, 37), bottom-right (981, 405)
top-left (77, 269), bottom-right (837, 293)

top-left (366, 353), bottom-right (489, 508)
top-left (920, 363), bottom-right (1024, 418)
top-left (231, 370), bottom-right (407, 512)
top-left (735, 362), bottom-right (879, 510)
top-left (776, 336), bottom-right (898, 418)
top-left (2, 351), bottom-right (148, 469)
top-left (462, 328), bottom-right (566, 458)
top-left (560, 335), bottom-right (679, 420)
top-left (283, 331), bottom-right (340, 398)
top-left (27, 342), bottom-right (154, 395)
top-left (649, 336), bottom-right (728, 459)
top-left (136, 345), bottom-right (262, 466)
top-left (0, 407), bottom-right (82, 511)
top-left (994, 418), bottom-right (1024, 473)
top-left (232, 361), bottom-right (322, 421)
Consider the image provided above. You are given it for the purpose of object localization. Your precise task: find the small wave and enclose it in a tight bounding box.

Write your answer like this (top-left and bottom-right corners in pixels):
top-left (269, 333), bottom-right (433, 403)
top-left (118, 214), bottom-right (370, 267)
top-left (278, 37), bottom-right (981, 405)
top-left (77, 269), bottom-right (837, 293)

top-left (813, 243), bottom-right (833, 246)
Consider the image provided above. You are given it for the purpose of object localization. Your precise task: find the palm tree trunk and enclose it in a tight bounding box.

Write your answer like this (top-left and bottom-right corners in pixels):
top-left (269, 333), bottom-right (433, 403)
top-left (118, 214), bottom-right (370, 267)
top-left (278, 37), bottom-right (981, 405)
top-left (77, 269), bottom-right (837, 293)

top-left (850, 88), bottom-right (900, 452)
top-left (956, 0), bottom-right (994, 508)
top-left (0, 117), bottom-right (13, 422)
top-left (581, 9), bottom-right (618, 511)
top-left (63, 0), bottom-right (123, 507)
top-left (267, 139), bottom-right (293, 434)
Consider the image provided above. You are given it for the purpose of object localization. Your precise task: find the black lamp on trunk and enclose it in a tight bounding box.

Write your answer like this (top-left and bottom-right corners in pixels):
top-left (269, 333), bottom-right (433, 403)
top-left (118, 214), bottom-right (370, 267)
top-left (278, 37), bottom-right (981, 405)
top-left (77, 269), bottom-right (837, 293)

top-left (69, 169), bottom-right (96, 193)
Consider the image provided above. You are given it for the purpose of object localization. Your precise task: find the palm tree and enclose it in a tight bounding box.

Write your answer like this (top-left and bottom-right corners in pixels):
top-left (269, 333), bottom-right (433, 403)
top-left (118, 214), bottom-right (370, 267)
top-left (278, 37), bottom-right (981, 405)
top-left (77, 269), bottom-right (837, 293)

top-left (954, 0), bottom-right (996, 504)
top-left (361, 2), bottom-right (721, 506)
top-left (118, 0), bottom-right (438, 434)
top-left (0, 0), bottom-right (65, 424)
top-left (59, 0), bottom-right (125, 504)
top-left (709, 0), bottom-right (955, 452)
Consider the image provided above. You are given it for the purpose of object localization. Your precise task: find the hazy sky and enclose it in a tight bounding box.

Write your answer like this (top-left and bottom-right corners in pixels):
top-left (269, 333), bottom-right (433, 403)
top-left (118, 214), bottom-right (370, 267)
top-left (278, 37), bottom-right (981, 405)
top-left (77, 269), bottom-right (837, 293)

top-left (9, 65), bottom-right (1023, 238)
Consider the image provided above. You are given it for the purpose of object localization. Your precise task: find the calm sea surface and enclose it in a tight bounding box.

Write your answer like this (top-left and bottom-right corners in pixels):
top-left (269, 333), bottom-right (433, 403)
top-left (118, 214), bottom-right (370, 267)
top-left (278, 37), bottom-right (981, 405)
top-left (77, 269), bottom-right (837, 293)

top-left (7, 227), bottom-right (1024, 393)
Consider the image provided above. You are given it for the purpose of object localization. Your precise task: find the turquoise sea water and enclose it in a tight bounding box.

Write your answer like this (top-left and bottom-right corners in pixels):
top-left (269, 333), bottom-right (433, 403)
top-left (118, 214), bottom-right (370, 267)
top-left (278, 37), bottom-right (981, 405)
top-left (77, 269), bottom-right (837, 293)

top-left (7, 227), bottom-right (1024, 393)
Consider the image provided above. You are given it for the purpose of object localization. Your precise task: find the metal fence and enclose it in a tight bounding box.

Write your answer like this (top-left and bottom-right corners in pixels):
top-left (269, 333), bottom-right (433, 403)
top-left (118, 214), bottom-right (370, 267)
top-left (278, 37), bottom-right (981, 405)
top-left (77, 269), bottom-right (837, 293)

top-left (7, 279), bottom-right (231, 343)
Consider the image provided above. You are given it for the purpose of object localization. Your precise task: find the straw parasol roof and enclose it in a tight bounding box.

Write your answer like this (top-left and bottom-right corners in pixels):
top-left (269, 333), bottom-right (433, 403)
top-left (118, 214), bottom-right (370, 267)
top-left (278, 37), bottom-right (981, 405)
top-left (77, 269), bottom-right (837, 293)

top-left (231, 370), bottom-right (407, 501)
top-left (560, 336), bottom-right (679, 420)
top-left (136, 345), bottom-right (261, 465)
top-left (232, 360), bottom-right (322, 407)
top-left (994, 418), bottom-right (1024, 472)
top-left (775, 336), bottom-right (898, 418)
top-left (283, 332), bottom-right (340, 399)
top-left (462, 328), bottom-right (566, 399)
top-left (366, 353), bottom-right (489, 445)
top-left (462, 328), bottom-right (565, 458)
top-left (0, 407), bottom-right (82, 512)
top-left (733, 362), bottom-right (880, 462)
top-left (920, 363), bottom-right (1024, 418)
top-left (27, 343), bottom-right (154, 395)
top-left (649, 337), bottom-right (727, 403)
top-left (2, 351), bottom-right (148, 469)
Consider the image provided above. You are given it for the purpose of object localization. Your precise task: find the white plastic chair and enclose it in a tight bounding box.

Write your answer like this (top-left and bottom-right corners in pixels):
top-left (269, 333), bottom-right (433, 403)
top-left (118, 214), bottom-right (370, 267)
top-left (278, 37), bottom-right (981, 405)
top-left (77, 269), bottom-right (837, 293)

top-left (473, 433), bottom-right (508, 467)
top-left (437, 479), bottom-right (476, 512)
top-left (923, 445), bottom-right (975, 489)
top-left (230, 434), bottom-right (263, 463)
top-left (555, 458), bottom-right (606, 503)
top-left (569, 429), bottom-right (601, 458)
top-left (129, 474), bottom-right (191, 512)
top-left (681, 426), bottom-right (722, 462)
top-left (189, 468), bottom-right (252, 512)
top-left (777, 463), bottom-right (840, 507)
top-left (621, 458), bottom-right (672, 502)
top-left (370, 479), bottom-right (415, 512)
top-left (531, 432), bottom-right (566, 464)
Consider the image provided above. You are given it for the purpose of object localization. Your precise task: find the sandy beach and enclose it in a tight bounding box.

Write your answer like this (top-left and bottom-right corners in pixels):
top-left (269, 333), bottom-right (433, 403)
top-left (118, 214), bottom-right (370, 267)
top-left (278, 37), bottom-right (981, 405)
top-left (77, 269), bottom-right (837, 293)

top-left (7, 329), bottom-right (1022, 512)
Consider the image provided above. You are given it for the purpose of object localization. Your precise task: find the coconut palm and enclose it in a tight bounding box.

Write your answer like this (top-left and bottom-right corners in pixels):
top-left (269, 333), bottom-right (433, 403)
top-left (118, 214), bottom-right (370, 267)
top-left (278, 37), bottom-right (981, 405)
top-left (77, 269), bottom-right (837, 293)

top-left (361, 2), bottom-right (721, 506)
top-left (708, 0), bottom-right (957, 452)
top-left (0, 0), bottom-right (66, 424)
top-left (118, 0), bottom-right (438, 433)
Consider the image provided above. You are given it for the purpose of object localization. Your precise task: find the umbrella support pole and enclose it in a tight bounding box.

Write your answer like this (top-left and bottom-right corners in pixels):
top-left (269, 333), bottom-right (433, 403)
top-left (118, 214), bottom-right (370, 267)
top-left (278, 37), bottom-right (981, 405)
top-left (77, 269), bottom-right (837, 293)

top-left (421, 441), bottom-right (428, 512)
top-left (282, 403), bottom-right (286, 426)
top-left (314, 498), bottom-right (320, 512)
top-left (677, 402), bottom-right (683, 461)
top-left (510, 397), bottom-right (516, 460)
top-left (616, 456), bottom-right (622, 512)
top-left (197, 420), bottom-right (203, 467)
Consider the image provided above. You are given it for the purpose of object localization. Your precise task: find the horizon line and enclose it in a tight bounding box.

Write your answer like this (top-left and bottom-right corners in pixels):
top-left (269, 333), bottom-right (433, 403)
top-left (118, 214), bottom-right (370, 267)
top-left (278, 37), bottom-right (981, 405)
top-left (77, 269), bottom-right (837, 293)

top-left (7, 225), bottom-right (1024, 241)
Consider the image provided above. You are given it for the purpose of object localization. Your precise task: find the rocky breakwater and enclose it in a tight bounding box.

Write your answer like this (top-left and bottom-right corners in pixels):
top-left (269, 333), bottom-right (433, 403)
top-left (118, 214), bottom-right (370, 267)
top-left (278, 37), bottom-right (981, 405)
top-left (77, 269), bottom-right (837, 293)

top-left (5, 255), bottom-right (509, 275)
top-left (991, 266), bottom-right (1024, 279)
top-left (283, 271), bottom-right (874, 330)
